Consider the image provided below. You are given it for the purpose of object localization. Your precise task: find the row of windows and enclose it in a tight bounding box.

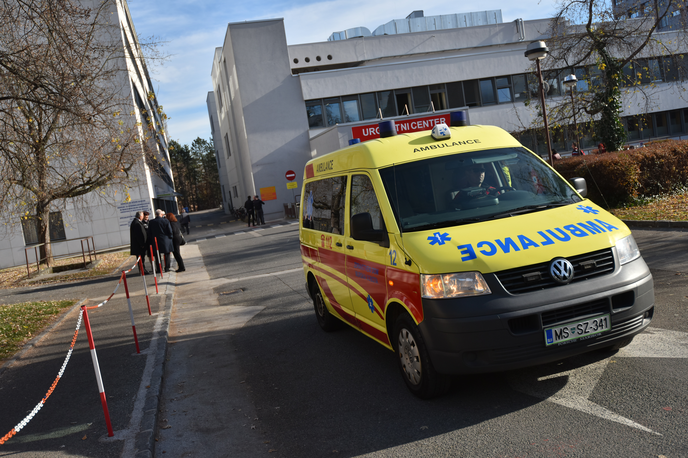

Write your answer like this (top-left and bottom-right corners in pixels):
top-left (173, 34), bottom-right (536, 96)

top-left (305, 54), bottom-right (688, 129)
top-left (515, 107), bottom-right (688, 155)
top-left (21, 212), bottom-right (66, 245)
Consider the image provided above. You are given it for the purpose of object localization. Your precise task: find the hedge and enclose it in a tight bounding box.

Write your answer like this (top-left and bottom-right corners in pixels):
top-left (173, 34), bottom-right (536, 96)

top-left (552, 140), bottom-right (688, 207)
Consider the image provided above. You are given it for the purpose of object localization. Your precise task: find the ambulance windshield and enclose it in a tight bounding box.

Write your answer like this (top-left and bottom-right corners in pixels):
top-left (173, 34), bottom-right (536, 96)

top-left (379, 147), bottom-right (582, 232)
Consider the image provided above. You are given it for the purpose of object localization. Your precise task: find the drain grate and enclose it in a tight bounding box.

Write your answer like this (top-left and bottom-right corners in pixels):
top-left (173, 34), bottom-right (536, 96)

top-left (219, 288), bottom-right (244, 296)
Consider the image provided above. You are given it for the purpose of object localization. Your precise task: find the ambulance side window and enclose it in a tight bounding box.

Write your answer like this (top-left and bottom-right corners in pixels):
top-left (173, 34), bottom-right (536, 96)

top-left (302, 176), bottom-right (347, 234)
top-left (350, 175), bottom-right (383, 230)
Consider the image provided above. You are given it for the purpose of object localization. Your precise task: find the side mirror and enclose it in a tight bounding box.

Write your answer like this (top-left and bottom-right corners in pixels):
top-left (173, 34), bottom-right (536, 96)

top-left (351, 212), bottom-right (388, 246)
top-left (568, 177), bottom-right (587, 198)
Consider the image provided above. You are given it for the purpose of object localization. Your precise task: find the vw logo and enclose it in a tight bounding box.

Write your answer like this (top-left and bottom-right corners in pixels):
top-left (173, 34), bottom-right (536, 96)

top-left (550, 258), bottom-right (574, 285)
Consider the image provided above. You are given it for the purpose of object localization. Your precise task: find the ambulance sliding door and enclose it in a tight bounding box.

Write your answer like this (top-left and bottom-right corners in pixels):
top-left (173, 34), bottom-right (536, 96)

top-left (305, 176), bottom-right (354, 323)
top-left (345, 174), bottom-right (389, 343)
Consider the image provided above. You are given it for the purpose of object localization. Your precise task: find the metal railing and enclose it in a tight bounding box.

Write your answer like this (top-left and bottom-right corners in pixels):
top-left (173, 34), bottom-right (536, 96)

top-left (24, 236), bottom-right (97, 279)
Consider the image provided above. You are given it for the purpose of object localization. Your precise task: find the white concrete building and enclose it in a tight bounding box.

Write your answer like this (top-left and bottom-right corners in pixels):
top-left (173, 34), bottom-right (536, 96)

top-left (0, 0), bottom-right (176, 269)
top-left (208, 11), bottom-right (688, 218)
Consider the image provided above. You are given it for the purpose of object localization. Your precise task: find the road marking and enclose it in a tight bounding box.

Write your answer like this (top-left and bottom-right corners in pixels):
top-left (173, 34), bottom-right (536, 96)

top-left (216, 234), bottom-right (226, 238)
top-left (235, 231), bottom-right (245, 235)
top-left (249, 231), bottom-right (262, 237)
top-left (216, 268), bottom-right (303, 285)
top-left (509, 327), bottom-right (688, 435)
top-left (196, 238), bottom-right (206, 242)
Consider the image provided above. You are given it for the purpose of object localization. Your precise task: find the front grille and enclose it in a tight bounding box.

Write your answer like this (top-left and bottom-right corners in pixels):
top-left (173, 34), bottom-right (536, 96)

top-left (495, 248), bottom-right (615, 294)
top-left (541, 298), bottom-right (610, 327)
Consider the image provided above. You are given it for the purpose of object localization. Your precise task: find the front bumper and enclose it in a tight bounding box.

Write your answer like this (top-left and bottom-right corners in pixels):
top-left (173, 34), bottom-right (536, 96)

top-left (419, 256), bottom-right (654, 374)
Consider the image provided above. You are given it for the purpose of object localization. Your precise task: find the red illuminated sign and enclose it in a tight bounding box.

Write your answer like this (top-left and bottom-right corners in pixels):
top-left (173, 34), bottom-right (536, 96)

top-left (351, 114), bottom-right (452, 142)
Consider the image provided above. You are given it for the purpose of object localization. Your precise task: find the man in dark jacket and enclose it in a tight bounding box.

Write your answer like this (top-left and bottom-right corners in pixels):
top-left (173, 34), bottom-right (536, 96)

top-left (130, 211), bottom-right (150, 274)
top-left (147, 209), bottom-right (174, 272)
top-left (244, 196), bottom-right (255, 227)
top-left (253, 195), bottom-right (265, 225)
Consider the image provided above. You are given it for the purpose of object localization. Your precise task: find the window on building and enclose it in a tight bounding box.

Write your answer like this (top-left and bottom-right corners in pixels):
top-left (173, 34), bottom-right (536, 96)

top-left (655, 112), bottom-right (668, 137)
top-left (21, 212), bottom-right (66, 245)
top-left (360, 93), bottom-right (378, 120)
top-left (233, 186), bottom-right (238, 198)
top-left (622, 61), bottom-right (636, 87)
top-left (479, 79), bottom-right (496, 105)
top-left (301, 176), bottom-right (347, 234)
top-left (574, 67), bottom-right (589, 92)
top-left (341, 96), bottom-right (361, 123)
top-left (377, 91), bottom-right (396, 117)
top-left (496, 76), bottom-right (513, 103)
top-left (512, 74), bottom-right (528, 101)
top-left (669, 110), bottom-right (681, 133)
top-left (224, 133), bottom-right (231, 157)
top-left (429, 84), bottom-right (447, 111)
top-left (306, 100), bottom-right (324, 127)
top-left (324, 97), bottom-right (342, 126)
top-left (662, 56), bottom-right (680, 81)
top-left (210, 115), bottom-right (215, 135)
top-left (637, 58), bottom-right (662, 83)
top-left (446, 82), bottom-right (465, 108)
top-left (395, 89), bottom-right (412, 115)
top-left (626, 115), bottom-right (641, 141)
top-left (463, 80), bottom-right (481, 107)
top-left (216, 150), bottom-right (221, 169)
top-left (216, 86), bottom-right (223, 110)
top-left (412, 86), bottom-right (431, 113)
top-left (544, 70), bottom-right (563, 97)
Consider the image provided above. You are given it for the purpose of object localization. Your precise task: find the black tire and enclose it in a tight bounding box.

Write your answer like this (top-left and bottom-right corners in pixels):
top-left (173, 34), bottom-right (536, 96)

top-left (311, 281), bottom-right (341, 332)
top-left (394, 313), bottom-right (451, 399)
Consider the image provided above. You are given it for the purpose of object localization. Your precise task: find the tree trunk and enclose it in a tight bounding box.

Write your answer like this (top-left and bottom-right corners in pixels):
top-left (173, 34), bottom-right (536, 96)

top-left (36, 204), bottom-right (53, 267)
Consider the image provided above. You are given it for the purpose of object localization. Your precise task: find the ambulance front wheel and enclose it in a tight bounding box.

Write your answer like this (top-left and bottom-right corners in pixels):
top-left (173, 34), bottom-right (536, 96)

top-left (312, 281), bottom-right (341, 332)
top-left (394, 313), bottom-right (451, 399)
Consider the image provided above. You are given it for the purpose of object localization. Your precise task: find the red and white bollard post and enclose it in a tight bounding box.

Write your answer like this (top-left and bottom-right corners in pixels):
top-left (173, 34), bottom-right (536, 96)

top-left (81, 305), bottom-right (114, 437)
top-left (121, 271), bottom-right (140, 354)
top-left (149, 245), bottom-right (159, 294)
top-left (154, 237), bottom-right (163, 279)
top-left (138, 257), bottom-right (152, 315)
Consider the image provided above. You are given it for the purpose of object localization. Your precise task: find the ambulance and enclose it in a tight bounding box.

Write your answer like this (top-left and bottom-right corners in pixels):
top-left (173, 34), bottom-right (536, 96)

top-left (299, 111), bottom-right (654, 399)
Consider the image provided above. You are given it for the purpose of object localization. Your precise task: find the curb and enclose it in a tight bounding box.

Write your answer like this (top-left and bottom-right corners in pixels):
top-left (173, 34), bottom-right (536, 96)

top-left (623, 220), bottom-right (688, 229)
top-left (134, 280), bottom-right (174, 458)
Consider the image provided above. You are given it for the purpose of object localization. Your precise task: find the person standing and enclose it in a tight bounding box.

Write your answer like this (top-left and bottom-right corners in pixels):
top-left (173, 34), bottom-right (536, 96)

top-left (147, 209), bottom-right (174, 272)
top-left (244, 195), bottom-right (255, 227)
top-left (129, 211), bottom-right (150, 275)
top-left (166, 213), bottom-right (186, 272)
top-left (253, 195), bottom-right (265, 225)
top-left (180, 208), bottom-right (191, 235)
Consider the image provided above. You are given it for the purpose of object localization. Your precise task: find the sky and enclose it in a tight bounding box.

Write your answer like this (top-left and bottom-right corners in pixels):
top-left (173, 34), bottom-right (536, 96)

top-left (127, 0), bottom-right (559, 148)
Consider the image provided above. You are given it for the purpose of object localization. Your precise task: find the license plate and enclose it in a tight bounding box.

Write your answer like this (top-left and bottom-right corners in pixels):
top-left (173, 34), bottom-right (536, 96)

top-left (544, 314), bottom-right (611, 346)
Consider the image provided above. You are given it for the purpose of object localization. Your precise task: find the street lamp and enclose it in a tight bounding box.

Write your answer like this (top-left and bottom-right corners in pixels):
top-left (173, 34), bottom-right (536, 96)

top-left (563, 74), bottom-right (581, 156)
top-left (525, 40), bottom-right (554, 166)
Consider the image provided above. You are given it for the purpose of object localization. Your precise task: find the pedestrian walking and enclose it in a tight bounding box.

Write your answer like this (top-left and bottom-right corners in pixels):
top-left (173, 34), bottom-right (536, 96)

top-left (180, 208), bottom-right (191, 235)
top-left (142, 211), bottom-right (155, 272)
top-left (147, 209), bottom-right (174, 272)
top-left (166, 213), bottom-right (186, 272)
top-left (253, 195), bottom-right (265, 225)
top-left (129, 211), bottom-right (150, 274)
top-left (244, 195), bottom-right (255, 227)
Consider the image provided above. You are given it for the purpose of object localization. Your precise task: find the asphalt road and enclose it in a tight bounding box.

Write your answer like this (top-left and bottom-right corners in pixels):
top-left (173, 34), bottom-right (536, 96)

top-left (165, 223), bottom-right (688, 458)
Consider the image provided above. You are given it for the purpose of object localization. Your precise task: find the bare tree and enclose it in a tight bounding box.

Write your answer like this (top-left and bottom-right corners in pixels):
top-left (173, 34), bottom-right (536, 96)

top-left (0, 0), bottom-right (158, 265)
top-left (531, 0), bottom-right (684, 151)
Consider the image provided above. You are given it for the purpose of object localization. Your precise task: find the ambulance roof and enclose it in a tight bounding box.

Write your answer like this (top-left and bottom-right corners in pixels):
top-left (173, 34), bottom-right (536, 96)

top-left (304, 124), bottom-right (522, 179)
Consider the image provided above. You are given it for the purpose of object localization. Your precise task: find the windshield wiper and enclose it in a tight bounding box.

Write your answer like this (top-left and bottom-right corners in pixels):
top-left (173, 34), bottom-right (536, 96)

top-left (489, 202), bottom-right (570, 219)
top-left (405, 218), bottom-right (488, 232)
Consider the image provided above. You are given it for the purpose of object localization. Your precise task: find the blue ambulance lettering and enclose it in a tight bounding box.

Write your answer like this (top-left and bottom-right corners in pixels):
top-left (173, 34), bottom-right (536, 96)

top-left (456, 219), bottom-right (620, 261)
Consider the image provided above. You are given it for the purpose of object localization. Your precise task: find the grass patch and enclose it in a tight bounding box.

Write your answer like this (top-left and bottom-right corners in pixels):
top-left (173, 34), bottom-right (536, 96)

top-left (609, 192), bottom-right (688, 222)
top-left (0, 300), bottom-right (75, 362)
top-left (0, 251), bottom-right (132, 289)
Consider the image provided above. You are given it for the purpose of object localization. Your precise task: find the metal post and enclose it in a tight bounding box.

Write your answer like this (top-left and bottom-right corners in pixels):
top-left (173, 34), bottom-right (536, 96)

top-left (570, 87), bottom-right (581, 155)
top-left (536, 59), bottom-right (554, 166)
top-left (81, 306), bottom-right (114, 437)
top-left (81, 240), bottom-right (87, 268)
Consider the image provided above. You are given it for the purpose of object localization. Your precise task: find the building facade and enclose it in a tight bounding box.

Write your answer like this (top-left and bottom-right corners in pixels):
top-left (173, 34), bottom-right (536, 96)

top-left (0, 0), bottom-right (177, 269)
top-left (208, 11), bottom-right (688, 219)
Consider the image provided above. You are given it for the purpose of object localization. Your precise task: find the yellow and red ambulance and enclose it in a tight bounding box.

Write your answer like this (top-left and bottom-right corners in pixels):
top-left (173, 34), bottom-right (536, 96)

top-left (299, 112), bottom-right (654, 398)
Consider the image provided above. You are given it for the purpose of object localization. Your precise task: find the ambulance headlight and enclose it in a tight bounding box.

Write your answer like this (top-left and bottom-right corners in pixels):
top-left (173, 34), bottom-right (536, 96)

top-left (421, 272), bottom-right (491, 299)
top-left (617, 234), bottom-right (640, 265)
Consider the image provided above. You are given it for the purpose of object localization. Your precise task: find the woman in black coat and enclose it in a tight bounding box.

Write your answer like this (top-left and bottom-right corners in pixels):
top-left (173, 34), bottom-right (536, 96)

top-left (166, 212), bottom-right (186, 272)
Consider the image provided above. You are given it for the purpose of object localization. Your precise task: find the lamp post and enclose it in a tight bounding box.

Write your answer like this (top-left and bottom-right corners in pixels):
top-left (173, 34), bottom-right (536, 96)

top-left (563, 74), bottom-right (580, 156)
top-left (525, 41), bottom-right (553, 166)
